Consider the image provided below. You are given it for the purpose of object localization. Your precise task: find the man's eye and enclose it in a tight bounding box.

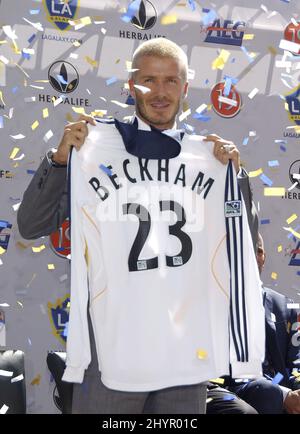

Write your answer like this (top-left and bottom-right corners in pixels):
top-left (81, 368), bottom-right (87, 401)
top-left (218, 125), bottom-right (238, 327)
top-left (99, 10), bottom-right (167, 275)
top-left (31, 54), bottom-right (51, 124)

top-left (144, 78), bottom-right (153, 83)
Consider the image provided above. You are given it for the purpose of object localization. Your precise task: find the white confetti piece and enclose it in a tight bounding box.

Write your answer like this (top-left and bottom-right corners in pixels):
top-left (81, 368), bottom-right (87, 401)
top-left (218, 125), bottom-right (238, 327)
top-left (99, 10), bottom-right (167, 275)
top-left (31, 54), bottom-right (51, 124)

top-left (179, 108), bottom-right (191, 122)
top-left (3, 25), bottom-right (18, 40)
top-left (0, 55), bottom-right (9, 65)
top-left (0, 303), bottom-right (9, 307)
top-left (248, 88), bottom-right (259, 99)
top-left (53, 96), bottom-right (63, 107)
top-left (59, 274), bottom-right (68, 283)
top-left (133, 84), bottom-right (151, 93)
top-left (24, 96), bottom-right (36, 102)
top-left (10, 134), bottom-right (25, 140)
top-left (12, 202), bottom-right (21, 211)
top-left (111, 100), bottom-right (129, 108)
top-left (195, 104), bottom-right (207, 114)
top-left (22, 17), bottom-right (44, 32)
top-left (11, 374), bottom-right (24, 383)
top-left (218, 95), bottom-right (238, 106)
top-left (0, 404), bottom-right (9, 414)
top-left (287, 303), bottom-right (300, 309)
top-left (279, 39), bottom-right (300, 54)
top-left (69, 53), bottom-right (78, 59)
top-left (0, 370), bottom-right (13, 377)
top-left (43, 130), bottom-right (53, 142)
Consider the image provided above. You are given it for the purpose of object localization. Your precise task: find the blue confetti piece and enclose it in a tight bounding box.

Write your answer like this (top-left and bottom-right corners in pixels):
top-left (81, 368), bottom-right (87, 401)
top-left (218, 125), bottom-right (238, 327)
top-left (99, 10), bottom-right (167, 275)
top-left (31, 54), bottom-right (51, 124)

top-left (222, 394), bottom-right (236, 401)
top-left (280, 145), bottom-right (286, 152)
top-left (202, 8), bottom-right (210, 13)
top-left (297, 271), bottom-right (300, 276)
top-left (224, 77), bottom-right (232, 97)
top-left (27, 169), bottom-right (36, 175)
top-left (193, 113), bottom-right (211, 122)
top-left (231, 58), bottom-right (236, 63)
top-left (121, 0), bottom-right (141, 23)
top-left (99, 164), bottom-right (112, 176)
top-left (63, 322), bottom-right (69, 337)
top-left (260, 219), bottom-right (270, 225)
top-left (188, 0), bottom-right (196, 11)
top-left (202, 9), bottom-right (218, 25)
top-left (28, 33), bottom-right (36, 44)
top-left (22, 51), bottom-right (31, 60)
top-left (28, 338), bottom-right (32, 346)
top-left (223, 75), bottom-right (238, 85)
top-left (57, 74), bottom-right (68, 85)
top-left (268, 160), bottom-right (279, 167)
top-left (288, 225), bottom-right (300, 239)
top-left (29, 9), bottom-right (40, 14)
top-left (12, 86), bottom-right (18, 93)
top-left (0, 116), bottom-right (3, 129)
top-left (242, 137), bottom-right (249, 146)
top-left (240, 46), bottom-right (254, 63)
top-left (0, 220), bottom-right (9, 228)
top-left (205, 79), bottom-right (209, 85)
top-left (260, 173), bottom-right (273, 187)
top-left (272, 372), bottom-right (284, 385)
top-left (183, 123), bottom-right (195, 134)
top-left (106, 76), bottom-right (118, 86)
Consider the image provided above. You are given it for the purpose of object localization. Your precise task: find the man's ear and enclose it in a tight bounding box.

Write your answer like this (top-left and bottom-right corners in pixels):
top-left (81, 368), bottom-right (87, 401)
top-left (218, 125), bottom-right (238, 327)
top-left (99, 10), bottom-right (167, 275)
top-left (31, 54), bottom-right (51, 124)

top-left (128, 79), bottom-right (136, 99)
top-left (183, 81), bottom-right (189, 98)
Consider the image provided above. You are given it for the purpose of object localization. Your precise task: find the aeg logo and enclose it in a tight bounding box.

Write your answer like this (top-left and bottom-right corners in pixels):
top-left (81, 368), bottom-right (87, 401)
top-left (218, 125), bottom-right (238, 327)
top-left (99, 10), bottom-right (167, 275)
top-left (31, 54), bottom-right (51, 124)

top-left (204, 19), bottom-right (245, 46)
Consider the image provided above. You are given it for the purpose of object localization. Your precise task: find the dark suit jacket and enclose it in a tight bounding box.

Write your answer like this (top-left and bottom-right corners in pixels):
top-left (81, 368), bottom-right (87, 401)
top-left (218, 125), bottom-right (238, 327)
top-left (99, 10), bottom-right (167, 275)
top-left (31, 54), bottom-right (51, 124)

top-left (263, 287), bottom-right (300, 389)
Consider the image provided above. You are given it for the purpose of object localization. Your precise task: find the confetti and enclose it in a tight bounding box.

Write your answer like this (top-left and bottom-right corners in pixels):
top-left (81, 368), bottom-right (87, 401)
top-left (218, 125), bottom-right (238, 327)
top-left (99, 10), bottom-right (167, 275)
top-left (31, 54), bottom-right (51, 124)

top-left (0, 370), bottom-right (13, 377)
top-left (121, 0), bottom-right (141, 23)
top-left (242, 137), bottom-right (249, 146)
top-left (247, 164), bottom-right (262, 178)
top-left (260, 173), bottom-right (273, 186)
top-left (85, 56), bottom-right (98, 68)
top-left (243, 34), bottom-right (254, 40)
top-left (161, 15), bottom-right (178, 25)
top-left (0, 116), bottom-right (3, 129)
top-left (134, 84), bottom-right (151, 94)
top-left (264, 187), bottom-right (285, 196)
top-left (248, 88), bottom-right (259, 99)
top-left (271, 272), bottom-right (278, 280)
top-left (31, 120), bottom-right (39, 130)
top-left (43, 108), bottom-right (49, 119)
top-left (197, 349), bottom-right (208, 359)
top-left (195, 104), bottom-right (207, 114)
top-left (272, 372), bottom-right (284, 385)
top-left (111, 100), bottom-right (129, 108)
top-left (106, 77), bottom-right (118, 86)
top-left (268, 160), bottom-right (279, 167)
top-left (24, 96), bottom-right (36, 102)
top-left (43, 130), bottom-right (53, 142)
top-left (47, 264), bottom-right (55, 270)
top-left (99, 164), bottom-right (112, 176)
top-left (9, 147), bottom-right (20, 159)
top-left (30, 374), bottom-right (41, 386)
top-left (212, 49), bottom-right (230, 70)
top-left (217, 96), bottom-right (238, 107)
top-left (283, 227), bottom-right (300, 239)
top-left (279, 39), bottom-right (300, 54)
top-left (0, 404), bottom-right (9, 414)
top-left (53, 96), bottom-right (63, 107)
top-left (209, 378), bottom-right (225, 385)
top-left (26, 170), bottom-right (36, 175)
top-left (0, 55), bottom-right (9, 65)
top-left (287, 214), bottom-right (298, 225)
top-left (0, 303), bottom-right (9, 307)
top-left (179, 108), bottom-right (191, 122)
top-left (10, 134), bottom-right (25, 140)
top-left (11, 374), bottom-right (24, 383)
top-left (260, 219), bottom-right (270, 225)
top-left (69, 53), bottom-right (78, 59)
top-left (287, 303), bottom-right (300, 309)
top-left (278, 245), bottom-right (282, 253)
top-left (59, 274), bottom-right (68, 283)
top-left (32, 245), bottom-right (46, 253)
top-left (202, 9), bottom-right (218, 26)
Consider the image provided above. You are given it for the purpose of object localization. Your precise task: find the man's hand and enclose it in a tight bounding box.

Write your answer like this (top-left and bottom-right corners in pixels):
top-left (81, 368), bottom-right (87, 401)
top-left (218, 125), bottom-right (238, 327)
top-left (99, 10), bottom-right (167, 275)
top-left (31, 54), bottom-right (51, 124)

top-left (52, 114), bottom-right (97, 165)
top-left (204, 134), bottom-right (241, 173)
top-left (283, 390), bottom-right (300, 414)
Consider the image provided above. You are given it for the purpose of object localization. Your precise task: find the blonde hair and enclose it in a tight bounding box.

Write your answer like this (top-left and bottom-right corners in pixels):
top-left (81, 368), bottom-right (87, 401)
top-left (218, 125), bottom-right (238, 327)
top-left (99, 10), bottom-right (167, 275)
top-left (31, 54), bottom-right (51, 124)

top-left (131, 38), bottom-right (188, 82)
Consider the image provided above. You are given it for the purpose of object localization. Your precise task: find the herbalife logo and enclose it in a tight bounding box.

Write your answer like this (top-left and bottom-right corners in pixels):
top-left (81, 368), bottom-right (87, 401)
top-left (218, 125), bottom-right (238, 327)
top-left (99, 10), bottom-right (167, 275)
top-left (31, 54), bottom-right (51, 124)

top-left (48, 61), bottom-right (79, 94)
top-left (289, 160), bottom-right (300, 190)
top-left (131, 0), bottom-right (157, 30)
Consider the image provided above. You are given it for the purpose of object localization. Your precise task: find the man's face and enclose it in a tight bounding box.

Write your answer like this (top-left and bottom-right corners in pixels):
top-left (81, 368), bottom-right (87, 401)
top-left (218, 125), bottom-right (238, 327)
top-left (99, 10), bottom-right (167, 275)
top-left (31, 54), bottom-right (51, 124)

top-left (256, 235), bottom-right (266, 275)
top-left (128, 55), bottom-right (188, 130)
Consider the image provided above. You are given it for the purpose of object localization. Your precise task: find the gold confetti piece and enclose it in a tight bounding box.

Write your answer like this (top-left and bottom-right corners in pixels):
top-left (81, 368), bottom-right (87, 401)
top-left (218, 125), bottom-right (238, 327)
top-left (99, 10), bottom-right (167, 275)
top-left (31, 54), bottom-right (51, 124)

top-left (287, 214), bottom-right (297, 225)
top-left (30, 374), bottom-right (41, 386)
top-left (9, 147), bottom-right (20, 159)
top-left (209, 378), bottom-right (225, 385)
top-left (212, 49), bottom-right (230, 70)
top-left (248, 168), bottom-right (263, 178)
top-left (115, 58), bottom-right (120, 64)
top-left (47, 264), bottom-right (55, 270)
top-left (268, 46), bottom-right (277, 55)
top-left (277, 245), bottom-right (282, 253)
top-left (66, 113), bottom-right (74, 123)
top-left (264, 187), bottom-right (285, 196)
top-left (31, 120), bottom-right (39, 130)
top-left (0, 247), bottom-right (6, 255)
top-left (42, 108), bottom-right (49, 119)
top-left (271, 272), bottom-right (278, 280)
top-left (72, 107), bottom-right (86, 114)
top-left (32, 245), bottom-right (46, 253)
top-left (91, 110), bottom-right (106, 117)
top-left (161, 14), bottom-right (178, 25)
top-left (243, 34), bottom-right (254, 40)
top-left (197, 349), bottom-right (208, 359)
top-left (283, 227), bottom-right (300, 239)
top-left (85, 56), bottom-right (98, 68)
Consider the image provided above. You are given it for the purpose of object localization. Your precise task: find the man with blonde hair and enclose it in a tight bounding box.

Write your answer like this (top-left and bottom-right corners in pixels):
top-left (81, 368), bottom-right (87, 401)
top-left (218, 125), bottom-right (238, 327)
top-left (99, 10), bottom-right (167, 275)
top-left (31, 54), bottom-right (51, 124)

top-left (18, 38), bottom-right (262, 414)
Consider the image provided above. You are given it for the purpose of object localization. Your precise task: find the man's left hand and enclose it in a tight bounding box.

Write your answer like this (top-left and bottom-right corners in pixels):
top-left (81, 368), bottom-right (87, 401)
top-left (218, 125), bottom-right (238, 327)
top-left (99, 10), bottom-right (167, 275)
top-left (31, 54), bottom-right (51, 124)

top-left (204, 134), bottom-right (241, 173)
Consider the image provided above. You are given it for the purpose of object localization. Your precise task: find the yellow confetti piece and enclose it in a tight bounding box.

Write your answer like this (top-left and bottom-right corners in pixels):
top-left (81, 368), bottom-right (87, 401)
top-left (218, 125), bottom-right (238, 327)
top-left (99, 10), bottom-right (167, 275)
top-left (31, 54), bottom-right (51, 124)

top-left (85, 56), bottom-right (98, 68)
top-left (0, 247), bottom-right (6, 255)
top-left (31, 120), bottom-right (39, 130)
top-left (67, 301), bottom-right (71, 309)
top-left (73, 40), bottom-right (81, 47)
top-left (0, 92), bottom-right (5, 107)
top-left (0, 40), bottom-right (8, 45)
top-left (243, 34), bottom-right (254, 40)
top-left (264, 187), bottom-right (285, 196)
top-left (209, 378), bottom-right (225, 385)
top-left (66, 113), bottom-right (74, 123)
top-left (9, 147), bottom-right (20, 159)
top-left (72, 107), bottom-right (86, 114)
top-left (32, 245), bottom-right (46, 253)
top-left (91, 110), bottom-right (106, 117)
top-left (30, 374), bottom-right (41, 386)
top-left (115, 58), bottom-right (120, 64)
top-left (161, 14), bottom-right (178, 25)
top-left (271, 272), bottom-right (278, 280)
top-left (287, 213), bottom-right (297, 225)
top-left (248, 168), bottom-right (263, 178)
top-left (268, 46), bottom-right (277, 55)
top-left (206, 397), bottom-right (213, 404)
top-left (212, 49), bottom-right (230, 70)
top-left (47, 264), bottom-right (55, 270)
top-left (292, 369), bottom-right (300, 378)
top-left (197, 349), bottom-right (208, 359)
top-left (277, 245), bottom-right (282, 253)
top-left (42, 108), bottom-right (49, 119)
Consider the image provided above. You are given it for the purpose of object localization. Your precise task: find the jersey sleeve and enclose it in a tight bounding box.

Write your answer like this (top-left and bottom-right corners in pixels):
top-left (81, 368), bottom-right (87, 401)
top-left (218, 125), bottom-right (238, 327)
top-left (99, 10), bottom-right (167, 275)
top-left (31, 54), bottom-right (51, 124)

top-left (225, 161), bottom-right (265, 378)
top-left (62, 148), bottom-right (91, 383)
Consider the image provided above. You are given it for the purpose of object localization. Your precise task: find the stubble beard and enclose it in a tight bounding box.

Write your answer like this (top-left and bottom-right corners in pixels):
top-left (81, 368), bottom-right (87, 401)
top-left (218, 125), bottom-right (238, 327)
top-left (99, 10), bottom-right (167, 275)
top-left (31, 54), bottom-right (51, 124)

top-left (135, 95), bottom-right (181, 130)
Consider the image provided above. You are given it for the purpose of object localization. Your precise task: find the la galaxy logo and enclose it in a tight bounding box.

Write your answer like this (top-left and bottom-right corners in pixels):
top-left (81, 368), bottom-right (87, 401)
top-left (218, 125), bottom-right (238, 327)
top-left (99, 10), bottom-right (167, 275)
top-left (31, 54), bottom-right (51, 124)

top-left (44, 0), bottom-right (80, 31)
top-left (204, 19), bottom-right (245, 47)
top-left (285, 85), bottom-right (300, 126)
top-left (47, 295), bottom-right (70, 344)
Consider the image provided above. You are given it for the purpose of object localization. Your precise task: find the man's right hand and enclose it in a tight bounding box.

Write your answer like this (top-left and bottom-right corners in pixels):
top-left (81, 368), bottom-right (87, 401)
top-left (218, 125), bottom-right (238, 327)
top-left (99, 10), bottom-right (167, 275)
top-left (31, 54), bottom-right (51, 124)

top-left (52, 114), bottom-right (97, 165)
top-left (283, 389), bottom-right (300, 414)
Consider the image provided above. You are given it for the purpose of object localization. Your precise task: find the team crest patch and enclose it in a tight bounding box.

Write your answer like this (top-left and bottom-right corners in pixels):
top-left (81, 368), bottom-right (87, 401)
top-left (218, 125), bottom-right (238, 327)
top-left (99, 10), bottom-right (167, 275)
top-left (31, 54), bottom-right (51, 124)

top-left (47, 294), bottom-right (70, 344)
top-left (225, 200), bottom-right (242, 217)
top-left (44, 0), bottom-right (80, 31)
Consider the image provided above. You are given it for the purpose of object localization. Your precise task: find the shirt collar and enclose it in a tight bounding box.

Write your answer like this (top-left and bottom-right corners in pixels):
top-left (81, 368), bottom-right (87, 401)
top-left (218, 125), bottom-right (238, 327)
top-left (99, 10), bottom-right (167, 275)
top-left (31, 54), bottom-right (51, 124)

top-left (132, 114), bottom-right (183, 144)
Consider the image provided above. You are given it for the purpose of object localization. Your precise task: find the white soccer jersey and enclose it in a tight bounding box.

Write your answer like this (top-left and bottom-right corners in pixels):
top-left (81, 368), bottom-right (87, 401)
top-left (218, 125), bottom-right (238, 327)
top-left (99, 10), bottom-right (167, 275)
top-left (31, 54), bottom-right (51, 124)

top-left (62, 120), bottom-right (265, 392)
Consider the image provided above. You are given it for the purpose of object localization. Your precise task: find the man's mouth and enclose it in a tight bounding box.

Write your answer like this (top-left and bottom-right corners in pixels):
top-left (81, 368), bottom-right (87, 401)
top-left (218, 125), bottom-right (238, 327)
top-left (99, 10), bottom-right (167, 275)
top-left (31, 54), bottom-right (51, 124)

top-left (150, 102), bottom-right (170, 109)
